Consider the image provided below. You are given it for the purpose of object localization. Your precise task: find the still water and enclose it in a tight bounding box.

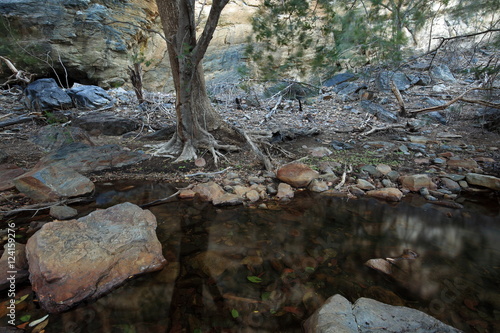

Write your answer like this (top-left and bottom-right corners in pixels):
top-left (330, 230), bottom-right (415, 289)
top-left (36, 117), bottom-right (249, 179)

top-left (5, 181), bottom-right (500, 332)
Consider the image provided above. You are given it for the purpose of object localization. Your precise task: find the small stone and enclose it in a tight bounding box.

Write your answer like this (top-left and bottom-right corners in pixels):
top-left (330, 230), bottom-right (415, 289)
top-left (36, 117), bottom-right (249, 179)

top-left (382, 179), bottom-right (394, 187)
top-left (442, 173), bottom-right (465, 181)
top-left (360, 165), bottom-right (383, 178)
top-left (248, 176), bottom-right (265, 184)
top-left (213, 193), bottom-right (243, 206)
top-left (194, 157), bottom-right (206, 167)
top-left (49, 205), bottom-right (78, 220)
top-left (245, 190), bottom-right (260, 202)
top-left (386, 170), bottom-right (400, 182)
top-left (440, 178), bottom-right (461, 193)
top-left (266, 184), bottom-right (277, 195)
top-left (357, 179), bottom-right (376, 190)
top-left (447, 159), bottom-right (480, 170)
top-left (433, 158), bottom-right (446, 164)
top-left (178, 189), bottom-right (196, 199)
top-left (376, 164), bottom-right (392, 175)
top-left (400, 174), bottom-right (436, 192)
top-left (308, 179), bottom-right (329, 192)
top-left (366, 188), bottom-right (403, 202)
top-left (349, 186), bottom-right (365, 196)
top-left (276, 183), bottom-right (294, 200)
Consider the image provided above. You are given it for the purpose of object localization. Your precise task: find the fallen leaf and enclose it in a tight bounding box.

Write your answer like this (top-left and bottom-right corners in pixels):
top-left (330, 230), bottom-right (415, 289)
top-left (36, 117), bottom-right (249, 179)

top-left (247, 276), bottom-right (262, 283)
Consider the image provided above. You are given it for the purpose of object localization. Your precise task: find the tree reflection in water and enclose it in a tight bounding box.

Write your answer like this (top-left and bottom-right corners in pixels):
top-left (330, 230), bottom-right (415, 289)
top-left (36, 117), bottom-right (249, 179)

top-left (15, 182), bottom-right (499, 333)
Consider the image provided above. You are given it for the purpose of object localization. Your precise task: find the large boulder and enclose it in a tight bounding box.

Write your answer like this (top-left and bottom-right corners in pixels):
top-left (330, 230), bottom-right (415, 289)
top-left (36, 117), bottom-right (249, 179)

top-left (67, 85), bottom-right (114, 109)
top-left (23, 78), bottom-right (73, 111)
top-left (72, 113), bottom-right (138, 136)
top-left (26, 202), bottom-right (167, 313)
top-left (304, 294), bottom-right (462, 333)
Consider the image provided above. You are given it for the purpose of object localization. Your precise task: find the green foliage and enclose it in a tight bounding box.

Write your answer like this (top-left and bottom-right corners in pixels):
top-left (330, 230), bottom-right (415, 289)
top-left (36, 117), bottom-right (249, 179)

top-left (246, 0), bottom-right (446, 80)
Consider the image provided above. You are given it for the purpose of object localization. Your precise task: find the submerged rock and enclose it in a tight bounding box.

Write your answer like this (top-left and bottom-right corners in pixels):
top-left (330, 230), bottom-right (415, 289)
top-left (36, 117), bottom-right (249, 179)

top-left (304, 294), bottom-right (462, 333)
top-left (26, 202), bottom-right (167, 313)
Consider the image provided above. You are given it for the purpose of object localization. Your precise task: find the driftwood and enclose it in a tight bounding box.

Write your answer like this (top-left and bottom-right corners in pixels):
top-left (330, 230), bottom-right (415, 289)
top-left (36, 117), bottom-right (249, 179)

top-left (1, 197), bottom-right (91, 218)
top-left (0, 115), bottom-right (37, 129)
top-left (140, 190), bottom-right (180, 208)
top-left (361, 123), bottom-right (406, 136)
top-left (390, 80), bottom-right (406, 116)
top-left (0, 56), bottom-right (33, 86)
top-left (409, 87), bottom-right (500, 114)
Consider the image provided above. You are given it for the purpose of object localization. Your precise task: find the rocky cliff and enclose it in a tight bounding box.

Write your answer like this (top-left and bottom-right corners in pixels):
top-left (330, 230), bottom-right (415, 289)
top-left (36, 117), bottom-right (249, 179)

top-left (0, 0), bottom-right (258, 91)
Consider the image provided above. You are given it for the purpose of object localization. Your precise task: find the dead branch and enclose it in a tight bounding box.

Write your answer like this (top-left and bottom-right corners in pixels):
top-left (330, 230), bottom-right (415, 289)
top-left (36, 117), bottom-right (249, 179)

top-left (390, 80), bottom-right (406, 116)
top-left (361, 123), bottom-right (406, 136)
top-left (240, 129), bottom-right (273, 171)
top-left (409, 87), bottom-right (483, 114)
top-left (460, 98), bottom-right (500, 109)
top-left (1, 197), bottom-right (91, 218)
top-left (140, 191), bottom-right (180, 208)
top-left (0, 115), bottom-right (38, 129)
top-left (128, 63), bottom-right (145, 104)
top-left (262, 95), bottom-right (283, 123)
top-left (185, 167), bottom-right (233, 178)
top-left (0, 56), bottom-right (33, 86)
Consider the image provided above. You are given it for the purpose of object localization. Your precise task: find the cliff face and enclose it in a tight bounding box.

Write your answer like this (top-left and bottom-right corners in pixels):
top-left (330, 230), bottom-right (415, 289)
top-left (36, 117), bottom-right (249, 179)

top-left (0, 0), bottom-right (258, 91)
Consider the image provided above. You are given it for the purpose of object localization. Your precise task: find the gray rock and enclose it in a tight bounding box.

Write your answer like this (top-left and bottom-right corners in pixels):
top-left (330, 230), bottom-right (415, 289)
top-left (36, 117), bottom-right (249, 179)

top-left (73, 112), bottom-right (138, 136)
top-left (441, 177), bottom-right (461, 193)
top-left (330, 140), bottom-right (354, 150)
top-left (377, 71), bottom-right (411, 91)
top-left (13, 165), bottom-right (94, 202)
top-left (30, 125), bottom-right (95, 152)
top-left (430, 64), bottom-right (456, 82)
top-left (276, 182), bottom-right (294, 200)
top-left (386, 170), bottom-right (400, 182)
top-left (308, 179), bottom-right (329, 192)
top-left (353, 297), bottom-right (462, 333)
top-left (24, 78), bottom-right (73, 111)
top-left (323, 73), bottom-right (356, 87)
top-left (361, 101), bottom-right (398, 123)
top-left (67, 85), bottom-right (114, 109)
top-left (360, 165), bottom-right (383, 178)
top-left (304, 294), bottom-right (358, 333)
top-left (49, 205), bottom-right (78, 220)
top-left (334, 82), bottom-right (366, 96)
top-left (26, 202), bottom-right (167, 313)
top-left (305, 294), bottom-right (462, 333)
top-left (357, 179), bottom-right (376, 190)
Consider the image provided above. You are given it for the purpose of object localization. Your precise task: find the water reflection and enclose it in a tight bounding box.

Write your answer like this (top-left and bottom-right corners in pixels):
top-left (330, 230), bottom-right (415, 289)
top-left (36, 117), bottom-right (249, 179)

top-left (6, 181), bottom-right (499, 333)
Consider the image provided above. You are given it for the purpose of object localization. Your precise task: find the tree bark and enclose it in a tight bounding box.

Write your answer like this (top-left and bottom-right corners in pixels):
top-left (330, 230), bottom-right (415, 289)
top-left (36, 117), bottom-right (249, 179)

top-left (154, 0), bottom-right (240, 163)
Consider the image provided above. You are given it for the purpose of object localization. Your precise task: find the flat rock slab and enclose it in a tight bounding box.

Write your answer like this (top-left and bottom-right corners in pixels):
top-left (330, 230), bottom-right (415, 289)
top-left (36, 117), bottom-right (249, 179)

top-left (73, 112), bottom-right (138, 136)
top-left (13, 165), bottom-right (94, 202)
top-left (35, 142), bottom-right (148, 173)
top-left (30, 125), bottom-right (95, 152)
top-left (26, 202), bottom-right (167, 313)
top-left (304, 294), bottom-right (462, 333)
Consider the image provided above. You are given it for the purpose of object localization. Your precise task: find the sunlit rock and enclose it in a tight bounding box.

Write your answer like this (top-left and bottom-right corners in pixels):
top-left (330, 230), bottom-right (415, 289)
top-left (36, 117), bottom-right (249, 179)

top-left (26, 202), bottom-right (166, 313)
top-left (192, 181), bottom-right (225, 202)
top-left (366, 188), bottom-right (403, 202)
top-left (276, 182), bottom-right (294, 200)
top-left (277, 163), bottom-right (319, 188)
top-left (399, 174), bottom-right (436, 192)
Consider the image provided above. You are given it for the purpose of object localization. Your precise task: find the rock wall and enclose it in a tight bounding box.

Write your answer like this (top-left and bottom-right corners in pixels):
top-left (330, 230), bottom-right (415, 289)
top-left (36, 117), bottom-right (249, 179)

top-left (0, 0), bottom-right (257, 91)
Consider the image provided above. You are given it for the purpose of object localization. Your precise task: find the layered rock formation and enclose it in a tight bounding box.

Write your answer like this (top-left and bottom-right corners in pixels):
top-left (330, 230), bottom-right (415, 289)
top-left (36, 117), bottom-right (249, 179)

top-left (0, 0), bottom-right (258, 91)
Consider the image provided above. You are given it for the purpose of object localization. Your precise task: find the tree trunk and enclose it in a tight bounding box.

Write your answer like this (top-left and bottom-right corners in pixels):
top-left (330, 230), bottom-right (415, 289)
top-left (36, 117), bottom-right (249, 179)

top-left (154, 0), bottom-right (241, 163)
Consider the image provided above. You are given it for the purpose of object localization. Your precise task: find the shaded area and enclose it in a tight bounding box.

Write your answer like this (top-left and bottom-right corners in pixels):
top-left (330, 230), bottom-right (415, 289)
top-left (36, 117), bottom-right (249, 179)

top-left (2, 181), bottom-right (499, 332)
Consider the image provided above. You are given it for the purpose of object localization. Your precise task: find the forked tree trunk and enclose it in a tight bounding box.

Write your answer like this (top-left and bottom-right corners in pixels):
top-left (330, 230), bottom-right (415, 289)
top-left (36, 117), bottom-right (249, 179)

top-left (155, 0), bottom-right (241, 162)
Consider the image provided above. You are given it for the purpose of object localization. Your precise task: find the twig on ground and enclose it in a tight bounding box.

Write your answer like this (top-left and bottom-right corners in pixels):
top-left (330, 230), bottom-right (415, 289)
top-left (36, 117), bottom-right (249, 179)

top-left (361, 123), bottom-right (406, 136)
top-left (140, 191), bottom-right (180, 208)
